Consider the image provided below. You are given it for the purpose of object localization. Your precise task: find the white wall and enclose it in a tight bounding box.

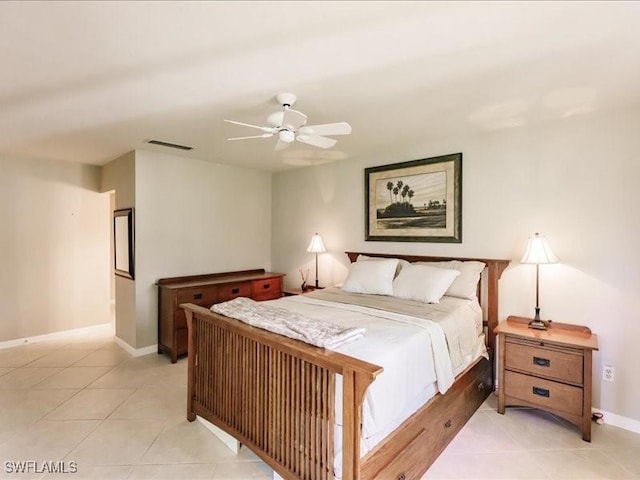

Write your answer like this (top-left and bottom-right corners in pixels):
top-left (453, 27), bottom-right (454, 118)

top-left (134, 150), bottom-right (273, 348)
top-left (0, 156), bottom-right (111, 342)
top-left (100, 149), bottom-right (273, 351)
top-left (101, 151), bottom-right (136, 346)
top-left (272, 106), bottom-right (640, 423)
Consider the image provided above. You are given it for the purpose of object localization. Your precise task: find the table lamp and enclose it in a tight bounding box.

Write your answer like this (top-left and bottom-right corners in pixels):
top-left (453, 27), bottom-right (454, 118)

top-left (521, 232), bottom-right (558, 330)
top-left (306, 233), bottom-right (326, 289)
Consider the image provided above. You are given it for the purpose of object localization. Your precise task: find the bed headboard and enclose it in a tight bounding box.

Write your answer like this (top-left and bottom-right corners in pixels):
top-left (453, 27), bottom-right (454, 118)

top-left (345, 252), bottom-right (510, 353)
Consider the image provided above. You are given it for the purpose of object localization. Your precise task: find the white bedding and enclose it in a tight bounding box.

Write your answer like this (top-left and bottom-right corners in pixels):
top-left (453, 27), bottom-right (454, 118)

top-left (265, 287), bottom-right (486, 477)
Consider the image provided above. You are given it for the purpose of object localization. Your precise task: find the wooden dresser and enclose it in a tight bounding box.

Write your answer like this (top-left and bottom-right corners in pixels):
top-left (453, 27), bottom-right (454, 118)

top-left (496, 316), bottom-right (598, 441)
top-left (157, 269), bottom-right (285, 363)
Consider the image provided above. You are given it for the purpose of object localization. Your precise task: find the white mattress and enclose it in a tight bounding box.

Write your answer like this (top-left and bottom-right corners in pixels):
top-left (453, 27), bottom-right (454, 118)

top-left (267, 289), bottom-right (486, 477)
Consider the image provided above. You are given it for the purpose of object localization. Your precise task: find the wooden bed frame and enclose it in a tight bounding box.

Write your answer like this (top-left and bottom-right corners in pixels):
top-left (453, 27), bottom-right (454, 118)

top-left (182, 252), bottom-right (509, 480)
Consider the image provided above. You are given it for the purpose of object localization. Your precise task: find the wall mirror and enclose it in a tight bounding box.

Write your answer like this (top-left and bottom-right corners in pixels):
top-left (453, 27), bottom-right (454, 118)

top-left (114, 208), bottom-right (135, 279)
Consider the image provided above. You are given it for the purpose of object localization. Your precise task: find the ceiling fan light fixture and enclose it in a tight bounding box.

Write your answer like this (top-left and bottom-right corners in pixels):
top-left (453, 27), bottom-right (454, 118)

top-left (279, 130), bottom-right (295, 143)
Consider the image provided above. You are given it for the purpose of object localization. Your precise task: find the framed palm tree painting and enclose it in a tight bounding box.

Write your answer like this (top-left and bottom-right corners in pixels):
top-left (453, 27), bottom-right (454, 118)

top-left (365, 153), bottom-right (462, 243)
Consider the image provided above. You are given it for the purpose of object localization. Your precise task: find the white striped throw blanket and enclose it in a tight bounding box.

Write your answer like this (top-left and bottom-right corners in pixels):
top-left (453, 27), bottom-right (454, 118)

top-left (211, 297), bottom-right (365, 349)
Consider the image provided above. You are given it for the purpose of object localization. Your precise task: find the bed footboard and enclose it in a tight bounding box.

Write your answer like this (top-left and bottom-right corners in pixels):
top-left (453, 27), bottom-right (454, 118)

top-left (183, 304), bottom-right (382, 480)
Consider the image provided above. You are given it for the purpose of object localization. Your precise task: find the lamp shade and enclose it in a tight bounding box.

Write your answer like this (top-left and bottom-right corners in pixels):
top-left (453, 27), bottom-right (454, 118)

top-left (306, 233), bottom-right (326, 254)
top-left (521, 233), bottom-right (558, 264)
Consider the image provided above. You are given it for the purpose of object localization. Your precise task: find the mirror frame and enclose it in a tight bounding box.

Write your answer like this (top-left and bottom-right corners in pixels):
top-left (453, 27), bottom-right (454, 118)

top-left (113, 208), bottom-right (135, 280)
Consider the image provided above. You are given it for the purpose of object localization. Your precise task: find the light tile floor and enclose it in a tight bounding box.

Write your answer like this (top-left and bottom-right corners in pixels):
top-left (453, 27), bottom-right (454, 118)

top-left (0, 331), bottom-right (638, 479)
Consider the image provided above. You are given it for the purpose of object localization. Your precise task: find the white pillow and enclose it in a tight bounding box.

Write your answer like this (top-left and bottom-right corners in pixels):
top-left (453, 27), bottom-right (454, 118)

top-left (356, 254), bottom-right (410, 278)
top-left (417, 260), bottom-right (485, 300)
top-left (341, 258), bottom-right (399, 295)
top-left (392, 264), bottom-right (461, 304)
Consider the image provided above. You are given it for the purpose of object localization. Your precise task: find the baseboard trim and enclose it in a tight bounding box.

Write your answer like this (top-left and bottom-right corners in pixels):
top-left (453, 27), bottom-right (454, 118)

top-left (113, 336), bottom-right (158, 357)
top-left (593, 408), bottom-right (640, 434)
top-left (0, 323), bottom-right (114, 350)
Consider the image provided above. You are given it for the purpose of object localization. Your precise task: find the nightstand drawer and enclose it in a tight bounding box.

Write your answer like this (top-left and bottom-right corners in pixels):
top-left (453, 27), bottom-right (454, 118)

top-left (505, 339), bottom-right (583, 385)
top-left (504, 370), bottom-right (583, 417)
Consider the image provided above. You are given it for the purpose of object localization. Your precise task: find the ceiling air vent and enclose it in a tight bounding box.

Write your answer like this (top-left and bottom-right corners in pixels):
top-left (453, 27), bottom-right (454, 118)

top-left (147, 139), bottom-right (193, 151)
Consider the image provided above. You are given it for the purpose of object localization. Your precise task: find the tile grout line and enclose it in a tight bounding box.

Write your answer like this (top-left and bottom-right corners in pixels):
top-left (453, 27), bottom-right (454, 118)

top-left (598, 448), bottom-right (640, 478)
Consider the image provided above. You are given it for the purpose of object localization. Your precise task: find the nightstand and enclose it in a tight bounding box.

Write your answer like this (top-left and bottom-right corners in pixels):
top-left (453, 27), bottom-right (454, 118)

top-left (282, 286), bottom-right (317, 296)
top-left (496, 316), bottom-right (598, 441)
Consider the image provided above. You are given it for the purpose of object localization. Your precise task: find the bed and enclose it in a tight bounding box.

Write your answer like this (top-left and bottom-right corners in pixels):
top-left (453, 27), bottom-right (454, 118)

top-left (182, 252), bottom-right (509, 480)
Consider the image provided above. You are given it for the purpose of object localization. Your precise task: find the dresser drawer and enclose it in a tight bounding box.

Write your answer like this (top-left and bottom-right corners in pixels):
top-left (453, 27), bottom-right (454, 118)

top-left (251, 278), bottom-right (281, 298)
top-left (505, 339), bottom-right (583, 385)
top-left (217, 282), bottom-right (251, 302)
top-left (176, 286), bottom-right (217, 307)
top-left (504, 370), bottom-right (583, 417)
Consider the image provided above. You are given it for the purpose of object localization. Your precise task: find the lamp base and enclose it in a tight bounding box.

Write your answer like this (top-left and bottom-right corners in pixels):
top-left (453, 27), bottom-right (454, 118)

top-left (528, 307), bottom-right (549, 330)
top-left (528, 319), bottom-right (549, 330)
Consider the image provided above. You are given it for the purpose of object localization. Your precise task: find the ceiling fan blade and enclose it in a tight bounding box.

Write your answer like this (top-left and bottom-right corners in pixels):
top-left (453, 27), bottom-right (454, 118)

top-left (281, 108), bottom-right (307, 130)
top-left (224, 119), bottom-right (275, 133)
top-left (227, 133), bottom-right (274, 141)
top-left (296, 134), bottom-right (337, 149)
top-left (298, 122), bottom-right (352, 136)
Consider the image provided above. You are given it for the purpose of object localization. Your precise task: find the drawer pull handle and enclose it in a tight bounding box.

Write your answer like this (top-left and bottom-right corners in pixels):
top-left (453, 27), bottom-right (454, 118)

top-left (478, 382), bottom-right (485, 391)
top-left (193, 293), bottom-right (203, 300)
top-left (231, 288), bottom-right (240, 294)
top-left (533, 356), bottom-right (550, 367)
top-left (444, 419), bottom-right (452, 428)
top-left (533, 386), bottom-right (550, 398)
top-left (398, 474), bottom-right (406, 480)
top-left (263, 283), bottom-right (270, 289)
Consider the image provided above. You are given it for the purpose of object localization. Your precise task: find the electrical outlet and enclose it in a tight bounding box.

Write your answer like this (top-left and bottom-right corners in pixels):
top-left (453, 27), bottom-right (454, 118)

top-left (603, 365), bottom-right (615, 382)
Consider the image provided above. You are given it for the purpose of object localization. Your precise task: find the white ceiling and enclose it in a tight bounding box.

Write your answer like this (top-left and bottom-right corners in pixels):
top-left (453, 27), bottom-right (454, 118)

top-left (1, 1), bottom-right (639, 171)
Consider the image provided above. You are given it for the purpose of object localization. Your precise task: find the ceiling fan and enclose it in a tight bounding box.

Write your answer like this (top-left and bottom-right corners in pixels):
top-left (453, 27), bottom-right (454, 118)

top-left (224, 93), bottom-right (351, 150)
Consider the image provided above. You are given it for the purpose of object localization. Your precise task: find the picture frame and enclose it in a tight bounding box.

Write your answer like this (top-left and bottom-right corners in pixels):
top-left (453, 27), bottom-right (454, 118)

top-left (365, 153), bottom-right (462, 243)
top-left (113, 208), bottom-right (135, 279)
